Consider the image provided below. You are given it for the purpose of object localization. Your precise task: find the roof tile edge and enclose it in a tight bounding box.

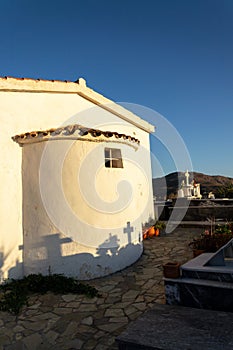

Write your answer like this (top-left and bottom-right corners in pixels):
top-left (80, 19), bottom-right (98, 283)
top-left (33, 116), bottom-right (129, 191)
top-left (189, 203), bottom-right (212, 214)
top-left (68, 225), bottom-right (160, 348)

top-left (12, 123), bottom-right (141, 147)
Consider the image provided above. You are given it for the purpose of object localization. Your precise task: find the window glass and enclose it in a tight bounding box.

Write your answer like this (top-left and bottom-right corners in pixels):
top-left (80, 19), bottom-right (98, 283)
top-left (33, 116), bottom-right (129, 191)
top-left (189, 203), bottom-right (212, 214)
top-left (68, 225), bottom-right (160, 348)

top-left (104, 148), bottom-right (123, 168)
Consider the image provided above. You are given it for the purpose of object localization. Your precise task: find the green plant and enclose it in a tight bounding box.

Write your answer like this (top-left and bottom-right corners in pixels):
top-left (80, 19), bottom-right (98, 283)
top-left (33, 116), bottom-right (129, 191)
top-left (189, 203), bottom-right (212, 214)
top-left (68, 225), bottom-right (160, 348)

top-left (154, 221), bottom-right (166, 230)
top-left (215, 224), bottom-right (232, 235)
top-left (0, 282), bottom-right (28, 314)
top-left (0, 274), bottom-right (99, 315)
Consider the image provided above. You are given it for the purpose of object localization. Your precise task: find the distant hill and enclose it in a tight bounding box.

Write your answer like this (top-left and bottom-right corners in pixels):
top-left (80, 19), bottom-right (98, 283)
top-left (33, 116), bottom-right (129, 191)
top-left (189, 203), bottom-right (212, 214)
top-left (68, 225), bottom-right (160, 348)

top-left (152, 172), bottom-right (233, 199)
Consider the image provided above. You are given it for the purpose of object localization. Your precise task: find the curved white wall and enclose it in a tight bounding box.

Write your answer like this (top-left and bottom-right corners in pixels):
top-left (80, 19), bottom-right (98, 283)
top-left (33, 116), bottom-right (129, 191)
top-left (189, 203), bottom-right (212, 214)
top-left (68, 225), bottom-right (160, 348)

top-left (22, 137), bottom-right (149, 279)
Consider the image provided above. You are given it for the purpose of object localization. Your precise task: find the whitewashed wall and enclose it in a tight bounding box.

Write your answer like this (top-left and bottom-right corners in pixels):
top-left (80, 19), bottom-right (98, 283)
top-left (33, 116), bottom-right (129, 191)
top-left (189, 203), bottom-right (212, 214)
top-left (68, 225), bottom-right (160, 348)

top-left (0, 85), bottom-right (154, 280)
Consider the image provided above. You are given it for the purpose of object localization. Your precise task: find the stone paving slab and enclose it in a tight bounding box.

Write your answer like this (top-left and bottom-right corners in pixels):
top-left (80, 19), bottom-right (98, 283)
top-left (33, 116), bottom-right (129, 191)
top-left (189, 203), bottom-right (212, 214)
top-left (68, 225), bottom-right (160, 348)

top-left (116, 303), bottom-right (233, 350)
top-left (0, 228), bottom-right (201, 350)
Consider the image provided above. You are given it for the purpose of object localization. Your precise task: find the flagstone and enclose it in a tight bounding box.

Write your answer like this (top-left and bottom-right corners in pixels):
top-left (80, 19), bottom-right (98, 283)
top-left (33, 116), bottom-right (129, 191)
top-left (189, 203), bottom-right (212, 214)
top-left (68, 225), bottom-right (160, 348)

top-left (44, 330), bottom-right (59, 344)
top-left (111, 301), bottom-right (131, 309)
top-left (36, 306), bottom-right (53, 313)
top-left (4, 322), bottom-right (16, 331)
top-left (0, 228), bottom-right (199, 350)
top-left (109, 288), bottom-right (122, 293)
top-left (62, 321), bottom-right (78, 336)
top-left (128, 310), bottom-right (142, 321)
top-left (64, 301), bottom-right (81, 308)
top-left (78, 304), bottom-right (97, 312)
top-left (63, 338), bottom-right (83, 349)
top-left (15, 333), bottom-right (23, 341)
top-left (97, 322), bottom-right (127, 333)
top-left (94, 344), bottom-right (109, 350)
top-left (13, 326), bottom-right (24, 333)
top-left (99, 285), bottom-right (116, 292)
top-left (27, 302), bottom-right (41, 310)
top-left (109, 316), bottom-right (128, 323)
top-left (122, 290), bottom-right (140, 300)
top-left (0, 313), bottom-right (16, 323)
top-left (61, 294), bottom-right (76, 302)
top-left (30, 312), bottom-right (57, 321)
top-left (96, 297), bottom-right (105, 305)
top-left (135, 295), bottom-right (145, 302)
top-left (53, 307), bottom-right (71, 315)
top-left (93, 330), bottom-right (106, 339)
top-left (143, 279), bottom-right (157, 289)
top-left (92, 310), bottom-right (104, 319)
top-left (24, 309), bottom-right (40, 317)
top-left (81, 316), bottom-right (93, 325)
top-left (105, 296), bottom-right (122, 304)
top-left (20, 320), bottom-right (46, 332)
top-left (101, 334), bottom-right (117, 346)
top-left (21, 329), bottom-right (33, 337)
top-left (81, 296), bottom-right (98, 303)
top-left (0, 327), bottom-right (15, 340)
top-left (94, 317), bottom-right (110, 326)
top-left (97, 303), bottom-right (112, 310)
top-left (75, 324), bottom-right (96, 334)
top-left (83, 338), bottom-right (98, 349)
top-left (22, 333), bottom-right (43, 349)
top-left (104, 308), bottom-right (125, 317)
top-left (144, 295), bottom-right (155, 303)
top-left (135, 280), bottom-right (146, 285)
top-left (0, 335), bottom-right (11, 346)
top-left (4, 341), bottom-right (24, 350)
top-left (124, 305), bottom-right (138, 316)
top-left (134, 302), bottom-right (147, 311)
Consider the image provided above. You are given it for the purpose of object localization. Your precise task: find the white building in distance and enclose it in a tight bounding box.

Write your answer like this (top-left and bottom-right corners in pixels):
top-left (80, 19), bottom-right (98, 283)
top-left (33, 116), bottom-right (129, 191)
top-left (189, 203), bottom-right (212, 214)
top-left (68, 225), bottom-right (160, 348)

top-left (0, 76), bottom-right (155, 281)
top-left (178, 170), bottom-right (202, 199)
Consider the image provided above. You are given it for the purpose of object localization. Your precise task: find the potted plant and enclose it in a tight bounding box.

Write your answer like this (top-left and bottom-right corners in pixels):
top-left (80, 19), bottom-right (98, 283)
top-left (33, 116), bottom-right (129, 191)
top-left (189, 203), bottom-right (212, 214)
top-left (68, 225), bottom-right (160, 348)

top-left (188, 237), bottom-right (209, 257)
top-left (154, 221), bottom-right (166, 236)
top-left (188, 223), bottom-right (233, 257)
top-left (163, 262), bottom-right (180, 278)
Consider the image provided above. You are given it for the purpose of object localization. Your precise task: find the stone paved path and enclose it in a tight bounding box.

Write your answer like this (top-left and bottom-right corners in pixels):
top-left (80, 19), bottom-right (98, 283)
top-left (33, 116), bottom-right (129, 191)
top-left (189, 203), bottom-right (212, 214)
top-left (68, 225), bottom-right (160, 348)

top-left (0, 227), bottom-right (202, 350)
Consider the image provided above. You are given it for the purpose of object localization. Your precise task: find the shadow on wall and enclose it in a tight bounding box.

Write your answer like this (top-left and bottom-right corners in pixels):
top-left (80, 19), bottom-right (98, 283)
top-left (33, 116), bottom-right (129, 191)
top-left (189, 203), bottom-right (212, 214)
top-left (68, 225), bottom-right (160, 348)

top-left (0, 251), bottom-right (3, 282)
top-left (0, 249), bottom-right (23, 282)
top-left (7, 223), bottom-right (142, 281)
top-left (15, 142), bottom-right (145, 281)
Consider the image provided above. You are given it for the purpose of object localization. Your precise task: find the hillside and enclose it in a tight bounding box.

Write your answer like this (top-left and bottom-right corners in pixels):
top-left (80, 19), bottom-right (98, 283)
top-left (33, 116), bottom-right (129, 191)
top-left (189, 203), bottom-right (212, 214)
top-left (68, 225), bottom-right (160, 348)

top-left (152, 172), bottom-right (233, 199)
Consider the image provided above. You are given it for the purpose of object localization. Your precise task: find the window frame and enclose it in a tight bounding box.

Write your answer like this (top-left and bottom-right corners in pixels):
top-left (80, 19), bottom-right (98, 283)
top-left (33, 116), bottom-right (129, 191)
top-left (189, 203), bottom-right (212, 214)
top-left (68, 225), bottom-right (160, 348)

top-left (104, 147), bottom-right (123, 168)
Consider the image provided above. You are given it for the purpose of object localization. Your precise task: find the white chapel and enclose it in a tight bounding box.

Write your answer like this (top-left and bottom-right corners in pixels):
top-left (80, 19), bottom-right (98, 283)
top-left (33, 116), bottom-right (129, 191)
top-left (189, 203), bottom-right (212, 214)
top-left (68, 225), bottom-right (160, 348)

top-left (0, 76), bottom-right (155, 281)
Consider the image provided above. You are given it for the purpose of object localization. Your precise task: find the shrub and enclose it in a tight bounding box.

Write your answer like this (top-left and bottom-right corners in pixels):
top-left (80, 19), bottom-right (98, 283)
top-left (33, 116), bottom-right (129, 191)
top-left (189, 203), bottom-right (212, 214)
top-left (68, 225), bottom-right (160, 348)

top-left (0, 274), bottom-right (99, 315)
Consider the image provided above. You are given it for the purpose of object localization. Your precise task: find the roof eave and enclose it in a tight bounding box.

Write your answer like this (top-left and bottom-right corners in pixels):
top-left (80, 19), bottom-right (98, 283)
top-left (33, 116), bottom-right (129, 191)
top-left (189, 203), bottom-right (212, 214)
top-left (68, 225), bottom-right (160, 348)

top-left (0, 76), bottom-right (155, 133)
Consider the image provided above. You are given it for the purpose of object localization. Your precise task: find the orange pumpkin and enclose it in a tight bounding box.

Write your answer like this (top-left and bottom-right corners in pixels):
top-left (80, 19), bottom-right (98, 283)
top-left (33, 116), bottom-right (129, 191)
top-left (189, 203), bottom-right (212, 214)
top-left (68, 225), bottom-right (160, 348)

top-left (143, 231), bottom-right (148, 240)
top-left (148, 226), bottom-right (156, 238)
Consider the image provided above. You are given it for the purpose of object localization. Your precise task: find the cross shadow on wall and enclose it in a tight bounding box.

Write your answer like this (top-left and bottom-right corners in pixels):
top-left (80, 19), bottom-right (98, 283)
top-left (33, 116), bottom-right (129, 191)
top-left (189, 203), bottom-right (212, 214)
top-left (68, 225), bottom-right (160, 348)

top-left (8, 221), bottom-right (142, 281)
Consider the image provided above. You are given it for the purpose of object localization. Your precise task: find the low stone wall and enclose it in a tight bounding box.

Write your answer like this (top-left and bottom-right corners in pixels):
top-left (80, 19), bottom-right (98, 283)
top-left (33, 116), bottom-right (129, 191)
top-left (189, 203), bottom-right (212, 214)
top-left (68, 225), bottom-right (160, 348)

top-left (165, 199), bottom-right (233, 221)
top-left (169, 205), bottom-right (233, 221)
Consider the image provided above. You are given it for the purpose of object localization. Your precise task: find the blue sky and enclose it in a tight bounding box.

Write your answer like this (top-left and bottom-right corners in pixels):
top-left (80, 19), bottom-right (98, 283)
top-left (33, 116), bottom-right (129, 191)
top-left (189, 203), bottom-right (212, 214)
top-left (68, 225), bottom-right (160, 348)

top-left (1, 0), bottom-right (233, 178)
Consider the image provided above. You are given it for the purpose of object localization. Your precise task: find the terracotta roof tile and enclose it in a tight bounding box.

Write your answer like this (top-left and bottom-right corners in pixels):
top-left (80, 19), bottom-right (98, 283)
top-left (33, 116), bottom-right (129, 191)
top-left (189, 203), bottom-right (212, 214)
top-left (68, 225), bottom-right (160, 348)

top-left (12, 124), bottom-right (140, 146)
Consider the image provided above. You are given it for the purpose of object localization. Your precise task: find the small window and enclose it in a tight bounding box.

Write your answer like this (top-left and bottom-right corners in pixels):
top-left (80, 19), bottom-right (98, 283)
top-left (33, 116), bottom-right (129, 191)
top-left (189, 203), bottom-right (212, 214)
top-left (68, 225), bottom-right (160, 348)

top-left (105, 148), bottom-right (123, 168)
